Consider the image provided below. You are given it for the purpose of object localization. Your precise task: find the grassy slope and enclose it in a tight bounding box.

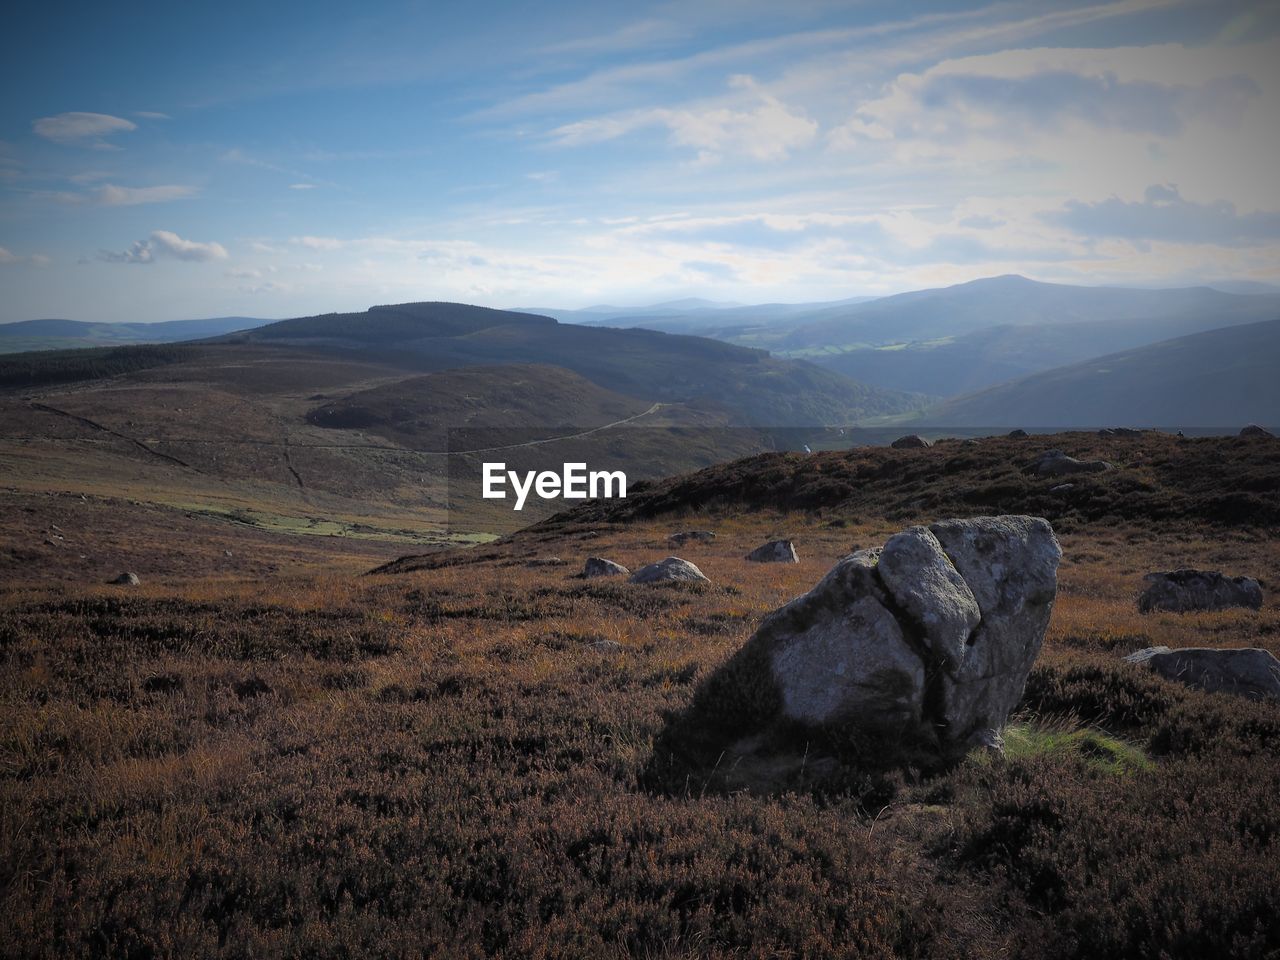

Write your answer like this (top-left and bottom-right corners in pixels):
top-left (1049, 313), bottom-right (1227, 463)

top-left (2, 435), bottom-right (1278, 957)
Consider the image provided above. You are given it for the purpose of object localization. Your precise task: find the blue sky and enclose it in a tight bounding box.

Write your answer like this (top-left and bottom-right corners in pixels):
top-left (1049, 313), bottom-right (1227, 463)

top-left (1, 0), bottom-right (1278, 321)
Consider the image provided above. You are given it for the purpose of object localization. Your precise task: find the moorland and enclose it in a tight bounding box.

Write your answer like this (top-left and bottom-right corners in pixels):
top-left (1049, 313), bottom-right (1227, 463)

top-left (2, 430), bottom-right (1279, 958)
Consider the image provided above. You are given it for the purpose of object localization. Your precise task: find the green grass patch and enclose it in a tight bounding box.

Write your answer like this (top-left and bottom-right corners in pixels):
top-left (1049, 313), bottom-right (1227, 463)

top-left (995, 722), bottom-right (1153, 774)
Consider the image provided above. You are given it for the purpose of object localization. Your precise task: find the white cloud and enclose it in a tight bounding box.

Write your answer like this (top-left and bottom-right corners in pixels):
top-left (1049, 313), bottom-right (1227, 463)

top-left (134, 111), bottom-right (172, 120)
top-left (291, 235), bottom-right (343, 250)
top-left (550, 76), bottom-right (817, 162)
top-left (0, 247), bottom-right (50, 266)
top-left (32, 112), bottom-right (137, 147)
top-left (100, 230), bottom-right (228, 264)
top-left (288, 183), bottom-right (318, 190)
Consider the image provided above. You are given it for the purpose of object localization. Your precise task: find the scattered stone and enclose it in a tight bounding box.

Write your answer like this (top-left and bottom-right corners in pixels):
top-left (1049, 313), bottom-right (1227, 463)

top-left (629, 557), bottom-right (711, 585)
top-left (1049, 483), bottom-right (1075, 495)
top-left (1125, 646), bottom-right (1280, 701)
top-left (1032, 449), bottom-right (1114, 476)
top-left (891, 434), bottom-right (931, 449)
top-left (669, 530), bottom-right (716, 545)
top-left (108, 572), bottom-right (140, 585)
top-left (526, 556), bottom-right (567, 567)
top-left (1007, 429), bottom-right (1029, 439)
top-left (746, 539), bottom-right (799, 563)
top-left (586, 639), bottom-right (623, 653)
top-left (1138, 569), bottom-right (1263, 614)
top-left (1240, 424), bottom-right (1275, 438)
top-left (583, 556), bottom-right (629, 578)
top-left (705, 515), bottom-right (1060, 755)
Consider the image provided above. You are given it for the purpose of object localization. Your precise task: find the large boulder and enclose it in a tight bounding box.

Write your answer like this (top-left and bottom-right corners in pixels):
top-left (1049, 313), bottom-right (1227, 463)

top-left (630, 557), bottom-right (710, 585)
top-left (746, 540), bottom-right (799, 563)
top-left (704, 515), bottom-right (1060, 755)
top-left (1032, 449), bottom-right (1113, 476)
top-left (1125, 646), bottom-right (1280, 701)
top-left (583, 557), bottom-right (629, 578)
top-left (1240, 424), bottom-right (1275, 438)
top-left (1138, 569), bottom-right (1263, 613)
top-left (891, 434), bottom-right (931, 449)
top-left (108, 572), bottom-right (140, 585)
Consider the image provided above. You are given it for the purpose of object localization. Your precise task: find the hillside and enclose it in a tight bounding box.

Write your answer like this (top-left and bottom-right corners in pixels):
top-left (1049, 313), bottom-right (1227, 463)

top-left (928, 318), bottom-right (1280, 428)
top-left (5, 432), bottom-right (1278, 958)
top-left (0, 315), bottom-right (269, 353)
top-left (232, 300), bottom-right (924, 425)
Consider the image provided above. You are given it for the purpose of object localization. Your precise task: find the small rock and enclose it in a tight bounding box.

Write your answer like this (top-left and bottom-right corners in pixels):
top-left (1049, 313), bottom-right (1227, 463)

top-left (1007, 429), bottom-right (1029, 439)
top-left (669, 530), bottom-right (716, 545)
top-left (1138, 569), bottom-right (1263, 613)
top-left (583, 557), bottom-right (629, 578)
top-left (746, 540), bottom-right (799, 563)
top-left (108, 572), bottom-right (140, 585)
top-left (586, 639), bottom-right (623, 653)
top-left (1049, 483), bottom-right (1074, 495)
top-left (1240, 424), bottom-right (1275, 438)
top-left (891, 434), bottom-right (931, 449)
top-left (526, 556), bottom-right (568, 567)
top-left (629, 557), bottom-right (711, 584)
top-left (1032, 449), bottom-right (1113, 477)
top-left (1125, 646), bottom-right (1280, 701)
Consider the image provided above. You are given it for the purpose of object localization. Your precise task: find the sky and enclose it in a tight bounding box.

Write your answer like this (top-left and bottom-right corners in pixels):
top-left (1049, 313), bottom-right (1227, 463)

top-left (1, 0), bottom-right (1278, 322)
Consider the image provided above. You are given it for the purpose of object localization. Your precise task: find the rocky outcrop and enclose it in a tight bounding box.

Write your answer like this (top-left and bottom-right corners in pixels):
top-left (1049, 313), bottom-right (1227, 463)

top-left (630, 557), bottom-right (711, 585)
top-left (1032, 449), bottom-right (1114, 476)
top-left (891, 435), bottom-right (931, 449)
top-left (1007, 429), bottom-right (1028, 439)
top-left (1125, 646), bottom-right (1280, 701)
top-left (702, 515), bottom-right (1061, 755)
top-left (1240, 424), bottom-right (1275, 438)
top-left (583, 557), bottom-right (629, 578)
top-left (746, 540), bottom-right (799, 563)
top-left (1138, 569), bottom-right (1263, 613)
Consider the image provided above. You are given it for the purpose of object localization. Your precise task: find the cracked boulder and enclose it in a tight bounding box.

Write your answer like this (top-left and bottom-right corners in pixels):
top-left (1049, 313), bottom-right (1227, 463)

top-left (698, 515), bottom-right (1061, 756)
top-left (1138, 569), bottom-right (1262, 613)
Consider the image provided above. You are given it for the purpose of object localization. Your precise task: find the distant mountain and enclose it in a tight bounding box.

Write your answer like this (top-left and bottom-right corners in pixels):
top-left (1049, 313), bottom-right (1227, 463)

top-left (233, 301), bottom-right (923, 426)
top-left (927, 317), bottom-right (1280, 428)
top-left (0, 316), bottom-right (270, 354)
top-left (776, 275), bottom-right (1280, 352)
top-left (525, 296), bottom-right (879, 336)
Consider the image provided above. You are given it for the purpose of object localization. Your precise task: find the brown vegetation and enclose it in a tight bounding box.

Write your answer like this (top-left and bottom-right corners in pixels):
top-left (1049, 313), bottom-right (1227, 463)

top-left (2, 435), bottom-right (1279, 957)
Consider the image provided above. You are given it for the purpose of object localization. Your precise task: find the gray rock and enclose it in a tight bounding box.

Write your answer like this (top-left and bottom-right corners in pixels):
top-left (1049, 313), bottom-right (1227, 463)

top-left (746, 539), bottom-right (799, 563)
top-left (1049, 483), bottom-right (1074, 495)
top-left (583, 556), bottom-right (629, 578)
top-left (629, 556), bottom-right (711, 584)
top-left (1240, 424), bottom-right (1275, 438)
top-left (1098, 427), bottom-right (1144, 437)
top-left (762, 550), bottom-right (926, 732)
top-left (1007, 429), bottom-right (1029, 439)
top-left (669, 530), bottom-right (716, 545)
top-left (891, 434), bottom-right (931, 449)
top-left (878, 526), bottom-right (980, 672)
top-left (927, 517), bottom-right (1062, 745)
top-left (1138, 569), bottom-right (1263, 613)
top-left (1125, 646), bottom-right (1280, 701)
top-left (1033, 449), bottom-right (1114, 476)
top-left (713, 515), bottom-right (1061, 755)
top-left (586, 638), bottom-right (623, 653)
top-left (526, 556), bottom-right (567, 567)
top-left (109, 572), bottom-right (140, 585)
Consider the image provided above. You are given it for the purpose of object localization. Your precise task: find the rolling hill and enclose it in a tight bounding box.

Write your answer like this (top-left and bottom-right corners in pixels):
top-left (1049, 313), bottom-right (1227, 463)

top-left (0, 315), bottom-right (270, 354)
top-left (230, 301), bottom-right (924, 426)
top-left (926, 317), bottom-right (1280, 428)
